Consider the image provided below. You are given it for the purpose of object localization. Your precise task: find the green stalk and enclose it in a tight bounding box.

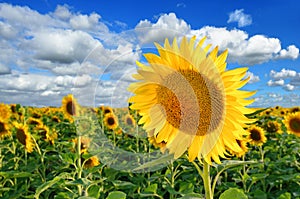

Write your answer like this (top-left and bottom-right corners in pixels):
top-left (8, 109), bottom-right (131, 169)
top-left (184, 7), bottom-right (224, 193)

top-left (203, 160), bottom-right (213, 199)
top-left (77, 135), bottom-right (83, 196)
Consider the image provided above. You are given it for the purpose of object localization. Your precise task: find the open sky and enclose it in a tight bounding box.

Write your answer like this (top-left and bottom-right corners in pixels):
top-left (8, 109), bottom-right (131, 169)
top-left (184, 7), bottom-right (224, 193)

top-left (0, 0), bottom-right (299, 108)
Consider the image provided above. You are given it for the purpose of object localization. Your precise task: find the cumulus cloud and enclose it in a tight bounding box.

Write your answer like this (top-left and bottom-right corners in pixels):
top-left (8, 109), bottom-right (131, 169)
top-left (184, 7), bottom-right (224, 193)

top-left (270, 68), bottom-right (298, 79)
top-left (267, 79), bottom-right (285, 86)
top-left (246, 71), bottom-right (260, 83)
top-left (0, 63), bottom-right (11, 74)
top-left (227, 9), bottom-right (252, 27)
top-left (135, 13), bottom-right (190, 44)
top-left (268, 68), bottom-right (299, 92)
top-left (276, 45), bottom-right (299, 60)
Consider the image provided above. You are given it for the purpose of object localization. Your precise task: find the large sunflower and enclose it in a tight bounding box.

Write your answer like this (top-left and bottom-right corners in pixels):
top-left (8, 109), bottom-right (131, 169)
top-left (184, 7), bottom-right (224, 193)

top-left (61, 94), bottom-right (80, 122)
top-left (104, 113), bottom-right (119, 130)
top-left (283, 112), bottom-right (300, 137)
top-left (14, 122), bottom-right (34, 153)
top-left (247, 126), bottom-right (267, 146)
top-left (128, 36), bottom-right (255, 164)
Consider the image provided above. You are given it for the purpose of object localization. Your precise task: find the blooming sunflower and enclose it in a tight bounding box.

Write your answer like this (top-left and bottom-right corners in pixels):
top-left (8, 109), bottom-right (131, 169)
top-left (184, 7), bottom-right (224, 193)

top-left (83, 156), bottom-right (100, 169)
top-left (124, 113), bottom-right (136, 127)
top-left (0, 119), bottom-right (11, 139)
top-left (228, 139), bottom-right (248, 158)
top-left (61, 94), bottom-right (80, 122)
top-left (128, 36), bottom-right (255, 164)
top-left (264, 120), bottom-right (282, 134)
top-left (247, 126), bottom-right (267, 146)
top-left (104, 113), bottom-right (119, 130)
top-left (283, 112), bottom-right (300, 137)
top-left (14, 122), bottom-right (34, 153)
top-left (0, 103), bottom-right (11, 120)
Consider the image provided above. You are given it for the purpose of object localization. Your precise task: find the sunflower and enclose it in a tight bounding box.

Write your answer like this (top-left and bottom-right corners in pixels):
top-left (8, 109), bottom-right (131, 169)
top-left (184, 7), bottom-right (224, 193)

top-left (103, 106), bottom-right (113, 115)
top-left (104, 113), bottom-right (119, 130)
top-left (290, 106), bottom-right (300, 113)
top-left (61, 94), bottom-right (80, 122)
top-left (72, 136), bottom-right (91, 154)
top-left (264, 120), bottom-right (282, 134)
top-left (83, 156), bottom-right (100, 169)
top-left (247, 126), bottom-right (267, 146)
top-left (128, 36), bottom-right (255, 164)
top-left (228, 139), bottom-right (248, 158)
top-left (14, 122), bottom-right (34, 153)
top-left (0, 119), bottom-right (11, 139)
top-left (0, 103), bottom-right (11, 120)
top-left (124, 113), bottom-right (136, 127)
top-left (27, 117), bottom-right (43, 126)
top-left (283, 112), bottom-right (300, 137)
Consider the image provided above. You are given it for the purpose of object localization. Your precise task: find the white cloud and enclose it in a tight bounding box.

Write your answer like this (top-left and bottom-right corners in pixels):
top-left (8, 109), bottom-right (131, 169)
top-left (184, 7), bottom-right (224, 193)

top-left (70, 13), bottom-right (102, 30)
top-left (246, 71), bottom-right (260, 83)
top-left (267, 79), bottom-right (285, 86)
top-left (284, 84), bottom-right (295, 91)
top-left (270, 68), bottom-right (298, 79)
top-left (53, 4), bottom-right (71, 20)
top-left (227, 9), bottom-right (252, 27)
top-left (0, 63), bottom-right (11, 74)
top-left (135, 13), bottom-right (190, 44)
top-left (276, 45), bottom-right (299, 60)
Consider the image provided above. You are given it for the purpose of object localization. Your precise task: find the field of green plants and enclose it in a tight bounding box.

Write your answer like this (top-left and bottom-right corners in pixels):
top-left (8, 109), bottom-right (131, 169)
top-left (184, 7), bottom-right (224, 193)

top-left (0, 96), bottom-right (299, 199)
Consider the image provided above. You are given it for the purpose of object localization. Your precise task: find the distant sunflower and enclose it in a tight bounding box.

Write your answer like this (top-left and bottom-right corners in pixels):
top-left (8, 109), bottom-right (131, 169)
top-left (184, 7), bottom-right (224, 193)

top-left (27, 117), bottom-right (42, 126)
top-left (72, 136), bottom-right (91, 154)
top-left (290, 107), bottom-right (300, 113)
top-left (61, 94), bottom-right (80, 122)
top-left (0, 103), bottom-right (11, 120)
top-left (83, 156), bottom-right (100, 169)
top-left (264, 120), bottom-right (282, 134)
top-left (103, 106), bottom-right (113, 115)
top-left (35, 124), bottom-right (51, 141)
top-left (14, 122), bottom-right (34, 153)
top-left (128, 36), bottom-right (255, 164)
top-left (0, 119), bottom-right (11, 139)
top-left (104, 113), bottom-right (119, 130)
top-left (228, 139), bottom-right (248, 158)
top-left (283, 112), bottom-right (300, 137)
top-left (247, 126), bottom-right (267, 146)
top-left (124, 113), bottom-right (136, 127)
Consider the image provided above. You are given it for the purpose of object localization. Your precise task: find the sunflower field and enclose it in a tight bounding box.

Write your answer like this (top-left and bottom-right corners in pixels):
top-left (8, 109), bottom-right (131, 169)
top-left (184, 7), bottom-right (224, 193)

top-left (0, 97), bottom-right (299, 199)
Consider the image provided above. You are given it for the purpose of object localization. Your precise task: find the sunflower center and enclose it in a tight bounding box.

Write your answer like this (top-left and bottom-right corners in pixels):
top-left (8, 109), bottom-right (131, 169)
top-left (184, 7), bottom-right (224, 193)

top-left (66, 101), bottom-right (76, 115)
top-left (107, 117), bottom-right (115, 125)
top-left (16, 128), bottom-right (26, 145)
top-left (250, 129), bottom-right (261, 141)
top-left (126, 117), bottom-right (133, 125)
top-left (289, 118), bottom-right (300, 133)
top-left (156, 69), bottom-right (224, 135)
top-left (0, 122), bottom-right (5, 132)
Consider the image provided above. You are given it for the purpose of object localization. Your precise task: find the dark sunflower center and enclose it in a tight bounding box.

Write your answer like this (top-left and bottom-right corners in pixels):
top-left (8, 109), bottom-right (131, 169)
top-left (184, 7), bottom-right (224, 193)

top-left (156, 69), bottom-right (224, 136)
top-left (250, 129), bottom-right (261, 141)
top-left (16, 129), bottom-right (26, 145)
top-left (107, 117), bottom-right (115, 125)
top-left (0, 122), bottom-right (5, 132)
top-left (66, 101), bottom-right (76, 115)
top-left (126, 117), bottom-right (133, 125)
top-left (104, 109), bottom-right (112, 114)
top-left (289, 118), bottom-right (300, 133)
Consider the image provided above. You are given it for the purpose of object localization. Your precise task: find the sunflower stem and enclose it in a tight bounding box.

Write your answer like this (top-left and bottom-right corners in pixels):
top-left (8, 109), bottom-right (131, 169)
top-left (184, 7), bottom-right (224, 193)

top-left (77, 135), bottom-right (83, 196)
top-left (203, 160), bottom-right (213, 199)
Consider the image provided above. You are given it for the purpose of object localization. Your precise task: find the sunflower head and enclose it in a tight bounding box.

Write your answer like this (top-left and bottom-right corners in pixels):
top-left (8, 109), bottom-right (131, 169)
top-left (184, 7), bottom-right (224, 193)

top-left (0, 119), bottom-right (11, 139)
top-left (264, 120), bottom-right (282, 134)
top-left (14, 122), bottom-right (34, 153)
top-left (228, 139), bottom-right (249, 158)
top-left (124, 114), bottom-right (136, 127)
top-left (83, 156), bottom-right (100, 169)
top-left (104, 113), bottom-right (119, 130)
top-left (128, 36), bottom-right (255, 164)
top-left (247, 125), bottom-right (267, 146)
top-left (61, 94), bottom-right (80, 122)
top-left (283, 112), bottom-right (300, 137)
top-left (0, 103), bottom-right (11, 120)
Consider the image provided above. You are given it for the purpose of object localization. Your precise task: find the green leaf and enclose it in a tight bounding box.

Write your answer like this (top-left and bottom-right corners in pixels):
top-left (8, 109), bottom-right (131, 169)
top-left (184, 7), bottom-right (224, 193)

top-left (277, 192), bottom-right (291, 199)
top-left (112, 180), bottom-right (136, 189)
top-left (252, 190), bottom-right (267, 199)
top-left (0, 171), bottom-right (32, 178)
top-left (143, 183), bottom-right (158, 194)
top-left (132, 154), bottom-right (174, 172)
top-left (178, 182), bottom-right (194, 194)
top-left (177, 193), bottom-right (204, 199)
top-left (214, 160), bottom-right (261, 170)
top-left (106, 191), bottom-right (126, 199)
top-left (87, 185), bottom-right (101, 198)
top-left (34, 176), bottom-right (63, 198)
top-left (219, 188), bottom-right (248, 199)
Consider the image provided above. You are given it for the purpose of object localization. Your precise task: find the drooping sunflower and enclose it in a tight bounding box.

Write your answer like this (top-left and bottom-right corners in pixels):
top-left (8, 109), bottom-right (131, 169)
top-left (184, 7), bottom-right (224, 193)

top-left (0, 103), bottom-right (11, 120)
top-left (227, 139), bottom-right (249, 158)
top-left (247, 126), bottom-right (267, 146)
top-left (128, 36), bottom-right (255, 164)
top-left (0, 118), bottom-right (11, 139)
top-left (283, 112), bottom-right (300, 137)
top-left (61, 94), bottom-right (80, 122)
top-left (14, 122), bottom-right (34, 153)
top-left (104, 113), bottom-right (119, 130)
top-left (124, 113), bottom-right (136, 127)
top-left (83, 156), bottom-right (100, 169)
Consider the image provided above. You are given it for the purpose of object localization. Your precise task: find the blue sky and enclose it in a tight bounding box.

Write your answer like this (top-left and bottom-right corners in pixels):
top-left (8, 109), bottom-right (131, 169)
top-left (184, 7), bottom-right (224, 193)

top-left (0, 0), bottom-right (299, 107)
